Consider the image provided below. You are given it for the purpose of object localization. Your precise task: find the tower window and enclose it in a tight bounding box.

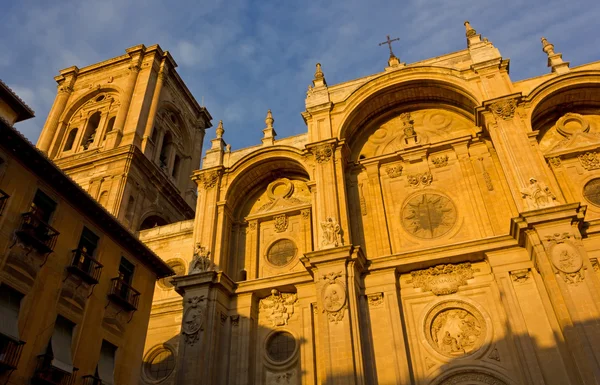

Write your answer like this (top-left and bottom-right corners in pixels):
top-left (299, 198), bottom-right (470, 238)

top-left (82, 112), bottom-right (101, 150)
top-left (124, 196), bottom-right (135, 225)
top-left (172, 155), bottom-right (181, 178)
top-left (151, 127), bottom-right (159, 143)
top-left (63, 128), bottom-right (78, 151)
top-left (103, 117), bottom-right (116, 140)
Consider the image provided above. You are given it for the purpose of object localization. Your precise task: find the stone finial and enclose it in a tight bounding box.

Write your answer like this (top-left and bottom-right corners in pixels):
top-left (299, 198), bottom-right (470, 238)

top-left (464, 20), bottom-right (482, 47)
top-left (265, 109), bottom-right (274, 129)
top-left (464, 21), bottom-right (477, 37)
top-left (313, 63), bottom-right (327, 87)
top-left (215, 120), bottom-right (224, 139)
top-left (262, 109), bottom-right (277, 146)
top-left (541, 37), bottom-right (569, 74)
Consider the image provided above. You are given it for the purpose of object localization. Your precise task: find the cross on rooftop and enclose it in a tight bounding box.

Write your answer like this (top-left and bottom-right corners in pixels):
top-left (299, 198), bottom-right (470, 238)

top-left (379, 35), bottom-right (400, 57)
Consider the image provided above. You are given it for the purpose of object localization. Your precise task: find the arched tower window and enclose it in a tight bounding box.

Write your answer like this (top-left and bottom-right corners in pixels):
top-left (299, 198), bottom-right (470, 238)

top-left (139, 215), bottom-right (168, 231)
top-left (103, 116), bottom-right (116, 140)
top-left (159, 132), bottom-right (173, 171)
top-left (125, 196), bottom-right (135, 225)
top-left (63, 128), bottom-right (78, 151)
top-left (82, 112), bottom-right (101, 150)
top-left (172, 155), bottom-right (181, 179)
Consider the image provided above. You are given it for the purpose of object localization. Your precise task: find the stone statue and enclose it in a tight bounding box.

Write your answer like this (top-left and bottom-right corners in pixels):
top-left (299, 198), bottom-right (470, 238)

top-left (320, 217), bottom-right (341, 248)
top-left (521, 177), bottom-right (556, 209)
top-left (189, 244), bottom-right (213, 274)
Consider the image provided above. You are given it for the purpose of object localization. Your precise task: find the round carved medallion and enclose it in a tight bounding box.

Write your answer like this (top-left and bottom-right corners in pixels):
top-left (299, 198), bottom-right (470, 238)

top-left (401, 193), bottom-right (457, 239)
top-left (424, 301), bottom-right (486, 358)
top-left (583, 178), bottom-right (600, 207)
top-left (556, 113), bottom-right (589, 136)
top-left (322, 283), bottom-right (346, 313)
top-left (550, 242), bottom-right (582, 274)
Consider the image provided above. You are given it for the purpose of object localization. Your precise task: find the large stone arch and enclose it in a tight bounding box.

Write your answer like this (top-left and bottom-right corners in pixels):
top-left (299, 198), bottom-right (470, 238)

top-left (429, 366), bottom-right (517, 385)
top-left (336, 67), bottom-right (481, 144)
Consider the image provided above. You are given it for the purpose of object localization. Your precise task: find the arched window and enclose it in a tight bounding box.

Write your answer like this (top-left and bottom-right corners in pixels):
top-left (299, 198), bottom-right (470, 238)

top-left (172, 155), bottom-right (181, 178)
top-left (139, 215), bottom-right (168, 231)
top-left (98, 191), bottom-right (108, 207)
top-left (63, 128), bottom-right (78, 151)
top-left (103, 116), bottom-right (116, 140)
top-left (159, 132), bottom-right (173, 170)
top-left (82, 112), bottom-right (101, 150)
top-left (124, 196), bottom-right (135, 224)
top-left (151, 127), bottom-right (159, 143)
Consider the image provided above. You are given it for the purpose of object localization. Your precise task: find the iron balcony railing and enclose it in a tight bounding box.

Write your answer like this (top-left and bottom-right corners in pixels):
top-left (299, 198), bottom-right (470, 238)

top-left (67, 249), bottom-right (103, 285)
top-left (15, 212), bottom-right (59, 254)
top-left (32, 354), bottom-right (78, 385)
top-left (0, 189), bottom-right (9, 216)
top-left (108, 277), bottom-right (140, 311)
top-left (0, 333), bottom-right (25, 372)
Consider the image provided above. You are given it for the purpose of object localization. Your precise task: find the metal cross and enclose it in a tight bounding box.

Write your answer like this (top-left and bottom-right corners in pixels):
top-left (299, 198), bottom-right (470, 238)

top-left (379, 35), bottom-right (400, 57)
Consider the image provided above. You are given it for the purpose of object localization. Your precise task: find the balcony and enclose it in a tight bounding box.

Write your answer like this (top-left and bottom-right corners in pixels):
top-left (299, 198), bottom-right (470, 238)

top-left (66, 249), bottom-right (103, 285)
top-left (107, 278), bottom-right (140, 311)
top-left (15, 212), bottom-right (59, 254)
top-left (31, 355), bottom-right (78, 385)
top-left (81, 375), bottom-right (102, 385)
top-left (0, 189), bottom-right (8, 215)
top-left (0, 333), bottom-right (24, 372)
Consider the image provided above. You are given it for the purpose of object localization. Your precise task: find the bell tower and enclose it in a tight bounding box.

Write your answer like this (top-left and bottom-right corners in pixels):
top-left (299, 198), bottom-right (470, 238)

top-left (36, 44), bottom-right (212, 230)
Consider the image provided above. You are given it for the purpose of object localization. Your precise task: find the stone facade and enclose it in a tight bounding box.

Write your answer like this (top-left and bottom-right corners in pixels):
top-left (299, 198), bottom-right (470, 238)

top-left (39, 23), bottom-right (600, 385)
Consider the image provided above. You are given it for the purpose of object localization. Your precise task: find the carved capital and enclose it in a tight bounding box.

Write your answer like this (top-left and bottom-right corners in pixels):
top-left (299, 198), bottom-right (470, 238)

top-left (58, 84), bottom-right (74, 94)
top-left (510, 268), bottom-right (530, 283)
top-left (199, 170), bottom-right (220, 190)
top-left (313, 143), bottom-right (334, 164)
top-left (489, 99), bottom-right (518, 120)
top-left (367, 292), bottom-right (384, 307)
top-left (579, 152), bottom-right (600, 170)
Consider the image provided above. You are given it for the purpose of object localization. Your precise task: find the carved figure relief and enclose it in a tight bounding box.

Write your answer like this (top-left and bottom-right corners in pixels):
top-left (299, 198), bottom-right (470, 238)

top-left (402, 193), bottom-right (457, 239)
top-left (259, 289), bottom-right (298, 327)
top-left (521, 177), bottom-right (556, 209)
top-left (545, 233), bottom-right (585, 284)
top-left (425, 301), bottom-right (486, 358)
top-left (320, 217), bottom-right (342, 248)
top-left (189, 244), bottom-right (213, 274)
top-left (410, 263), bottom-right (474, 295)
top-left (407, 172), bottom-right (433, 188)
top-left (274, 214), bottom-right (288, 233)
top-left (182, 296), bottom-right (206, 346)
top-left (400, 112), bottom-right (418, 144)
top-left (321, 271), bottom-right (346, 323)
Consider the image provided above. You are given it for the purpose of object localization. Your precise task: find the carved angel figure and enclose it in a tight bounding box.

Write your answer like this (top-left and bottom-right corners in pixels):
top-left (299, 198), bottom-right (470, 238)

top-left (189, 244), bottom-right (213, 274)
top-left (521, 177), bottom-right (557, 209)
top-left (259, 289), bottom-right (298, 327)
top-left (320, 217), bottom-right (341, 248)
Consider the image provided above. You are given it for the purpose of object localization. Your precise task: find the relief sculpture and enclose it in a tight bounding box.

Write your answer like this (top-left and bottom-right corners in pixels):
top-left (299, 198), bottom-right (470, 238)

top-left (259, 289), bottom-right (298, 327)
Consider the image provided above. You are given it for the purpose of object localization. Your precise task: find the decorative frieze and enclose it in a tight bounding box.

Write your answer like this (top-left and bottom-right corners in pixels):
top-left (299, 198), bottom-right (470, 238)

top-left (385, 165), bottom-right (403, 178)
top-left (407, 172), bottom-right (433, 188)
top-left (259, 289), bottom-right (298, 327)
top-left (548, 157), bottom-right (562, 168)
top-left (410, 263), bottom-right (474, 295)
top-left (490, 99), bottom-right (517, 120)
top-left (432, 155), bottom-right (449, 168)
top-left (579, 152), bottom-right (600, 170)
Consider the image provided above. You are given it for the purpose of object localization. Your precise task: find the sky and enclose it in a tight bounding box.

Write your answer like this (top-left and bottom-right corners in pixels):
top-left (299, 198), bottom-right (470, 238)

top-left (1, 0), bottom-right (598, 154)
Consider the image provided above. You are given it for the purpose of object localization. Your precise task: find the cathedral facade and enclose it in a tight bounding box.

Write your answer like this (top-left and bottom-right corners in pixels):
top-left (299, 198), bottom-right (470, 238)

top-left (39, 22), bottom-right (600, 385)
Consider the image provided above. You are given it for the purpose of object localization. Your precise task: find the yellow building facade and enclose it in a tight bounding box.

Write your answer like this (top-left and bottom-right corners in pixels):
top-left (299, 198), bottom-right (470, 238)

top-left (0, 82), bottom-right (173, 384)
top-left (38, 22), bottom-right (600, 385)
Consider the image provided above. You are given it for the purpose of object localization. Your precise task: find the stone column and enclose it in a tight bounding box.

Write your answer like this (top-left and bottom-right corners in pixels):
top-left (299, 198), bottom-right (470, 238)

top-left (37, 68), bottom-right (78, 154)
top-left (513, 204), bottom-right (600, 384)
top-left (173, 271), bottom-right (235, 385)
top-left (191, 168), bottom-right (223, 266)
top-left (302, 245), bottom-right (367, 385)
top-left (141, 61), bottom-right (168, 155)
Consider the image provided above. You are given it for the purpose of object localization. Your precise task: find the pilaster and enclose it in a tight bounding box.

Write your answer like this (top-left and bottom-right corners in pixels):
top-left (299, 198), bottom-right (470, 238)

top-left (192, 168), bottom-right (224, 267)
top-left (301, 245), bottom-right (367, 385)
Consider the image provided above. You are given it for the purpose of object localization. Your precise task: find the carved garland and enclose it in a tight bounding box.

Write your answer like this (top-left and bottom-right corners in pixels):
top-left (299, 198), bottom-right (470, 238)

top-left (410, 263), bottom-right (474, 295)
top-left (579, 152), bottom-right (600, 170)
top-left (407, 172), bottom-right (433, 188)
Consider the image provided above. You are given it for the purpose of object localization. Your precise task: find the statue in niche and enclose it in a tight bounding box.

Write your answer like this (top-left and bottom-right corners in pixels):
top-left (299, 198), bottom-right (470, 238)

top-left (401, 112), bottom-right (417, 144)
top-left (320, 217), bottom-right (341, 248)
top-left (521, 177), bottom-right (556, 209)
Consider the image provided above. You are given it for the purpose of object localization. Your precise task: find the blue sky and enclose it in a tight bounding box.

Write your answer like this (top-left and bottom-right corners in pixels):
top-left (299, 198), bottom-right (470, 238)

top-left (1, 0), bottom-right (598, 153)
